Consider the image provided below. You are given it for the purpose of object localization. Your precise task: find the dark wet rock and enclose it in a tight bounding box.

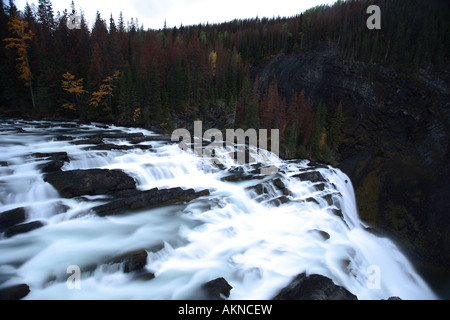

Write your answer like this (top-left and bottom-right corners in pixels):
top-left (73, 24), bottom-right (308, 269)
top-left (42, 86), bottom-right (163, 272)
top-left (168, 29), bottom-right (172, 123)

top-left (200, 277), bottom-right (233, 300)
top-left (54, 135), bottom-right (74, 141)
top-left (69, 132), bottom-right (172, 147)
top-left (44, 169), bottom-right (136, 198)
top-left (71, 136), bottom-right (104, 145)
top-left (246, 183), bottom-right (271, 196)
top-left (133, 271), bottom-right (156, 281)
top-left (143, 134), bottom-right (173, 142)
top-left (0, 161), bottom-right (8, 167)
top-left (32, 152), bottom-right (71, 173)
top-left (310, 229), bottom-right (331, 240)
top-left (126, 136), bottom-right (159, 144)
top-left (246, 178), bottom-right (290, 199)
top-left (272, 273), bottom-right (357, 300)
top-left (322, 194), bottom-right (334, 206)
top-left (387, 296), bottom-right (402, 300)
top-left (222, 163), bottom-right (273, 182)
top-left (59, 123), bottom-right (78, 128)
top-left (305, 197), bottom-right (320, 205)
top-left (267, 195), bottom-right (290, 207)
top-left (272, 178), bottom-right (286, 190)
top-left (330, 208), bottom-right (344, 219)
top-left (292, 171), bottom-right (327, 183)
top-left (93, 187), bottom-right (210, 217)
top-left (32, 152), bottom-right (69, 160)
top-left (95, 124), bottom-right (110, 129)
top-left (221, 173), bottom-right (245, 182)
top-left (100, 132), bottom-right (144, 140)
top-left (307, 161), bottom-right (329, 169)
top-left (41, 160), bottom-right (66, 173)
top-left (0, 284), bottom-right (30, 300)
top-left (108, 249), bottom-right (148, 273)
top-left (85, 144), bottom-right (152, 151)
top-left (4, 221), bottom-right (44, 238)
top-left (0, 207), bottom-right (26, 232)
top-left (314, 183), bottom-right (326, 191)
top-left (329, 209), bottom-right (349, 229)
top-left (221, 172), bottom-right (264, 182)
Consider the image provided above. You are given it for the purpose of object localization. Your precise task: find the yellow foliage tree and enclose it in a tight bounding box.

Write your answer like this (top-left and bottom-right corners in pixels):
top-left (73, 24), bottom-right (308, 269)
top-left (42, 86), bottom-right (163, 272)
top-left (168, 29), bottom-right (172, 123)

top-left (133, 108), bottom-right (142, 123)
top-left (209, 50), bottom-right (217, 77)
top-left (61, 72), bottom-right (87, 112)
top-left (3, 13), bottom-right (36, 109)
top-left (90, 71), bottom-right (121, 112)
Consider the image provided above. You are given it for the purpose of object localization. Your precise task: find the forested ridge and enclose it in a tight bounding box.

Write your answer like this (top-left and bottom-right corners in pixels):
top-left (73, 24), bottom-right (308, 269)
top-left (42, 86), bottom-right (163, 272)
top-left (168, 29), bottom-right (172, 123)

top-left (1, 0), bottom-right (449, 162)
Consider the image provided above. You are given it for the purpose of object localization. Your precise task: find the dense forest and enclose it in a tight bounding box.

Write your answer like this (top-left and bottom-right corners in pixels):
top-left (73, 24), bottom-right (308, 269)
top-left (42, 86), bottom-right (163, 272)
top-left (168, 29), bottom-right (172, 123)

top-left (0, 0), bottom-right (449, 162)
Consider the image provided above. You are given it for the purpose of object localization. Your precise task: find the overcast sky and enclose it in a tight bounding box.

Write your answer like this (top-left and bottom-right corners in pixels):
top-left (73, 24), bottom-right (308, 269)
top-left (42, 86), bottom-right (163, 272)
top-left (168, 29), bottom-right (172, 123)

top-left (14, 0), bottom-right (337, 30)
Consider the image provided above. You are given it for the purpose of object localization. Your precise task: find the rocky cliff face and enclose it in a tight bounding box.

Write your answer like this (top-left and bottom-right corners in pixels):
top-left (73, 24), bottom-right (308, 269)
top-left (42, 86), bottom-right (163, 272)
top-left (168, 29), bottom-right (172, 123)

top-left (254, 44), bottom-right (450, 293)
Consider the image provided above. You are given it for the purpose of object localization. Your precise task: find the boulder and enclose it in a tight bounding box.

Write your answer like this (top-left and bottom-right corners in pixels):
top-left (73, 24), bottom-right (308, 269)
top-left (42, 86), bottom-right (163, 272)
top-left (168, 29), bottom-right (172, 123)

top-left (71, 136), bottom-right (103, 145)
top-left (246, 178), bottom-right (290, 198)
top-left (85, 144), bottom-right (153, 151)
top-left (44, 169), bottom-right (136, 198)
top-left (307, 161), bottom-right (329, 169)
top-left (0, 207), bottom-right (26, 232)
top-left (0, 284), bottom-right (30, 300)
top-left (70, 132), bottom-right (171, 147)
top-left (221, 172), bottom-right (264, 182)
top-left (108, 249), bottom-right (148, 273)
top-left (292, 171), bottom-right (327, 183)
top-left (4, 221), bottom-right (44, 238)
top-left (32, 152), bottom-right (70, 173)
top-left (93, 187), bottom-right (210, 217)
top-left (99, 132), bottom-right (144, 140)
top-left (310, 229), bottom-right (331, 240)
top-left (322, 194), bottom-right (335, 206)
top-left (200, 277), bottom-right (233, 300)
top-left (267, 196), bottom-right (290, 207)
top-left (272, 273), bottom-right (357, 300)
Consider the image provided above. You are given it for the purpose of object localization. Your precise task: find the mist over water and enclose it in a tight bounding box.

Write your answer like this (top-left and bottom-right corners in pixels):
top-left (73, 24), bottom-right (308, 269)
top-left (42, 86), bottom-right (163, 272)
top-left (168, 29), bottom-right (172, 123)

top-left (0, 120), bottom-right (437, 300)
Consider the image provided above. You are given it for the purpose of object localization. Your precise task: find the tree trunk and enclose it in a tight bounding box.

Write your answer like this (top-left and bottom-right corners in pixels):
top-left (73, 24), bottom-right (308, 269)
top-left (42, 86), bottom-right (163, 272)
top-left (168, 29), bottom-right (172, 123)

top-left (29, 82), bottom-right (36, 110)
top-left (25, 55), bottom-right (36, 110)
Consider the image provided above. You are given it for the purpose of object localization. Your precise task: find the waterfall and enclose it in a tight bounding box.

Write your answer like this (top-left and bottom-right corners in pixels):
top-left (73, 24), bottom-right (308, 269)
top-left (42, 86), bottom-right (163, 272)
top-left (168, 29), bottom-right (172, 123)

top-left (0, 120), bottom-right (437, 300)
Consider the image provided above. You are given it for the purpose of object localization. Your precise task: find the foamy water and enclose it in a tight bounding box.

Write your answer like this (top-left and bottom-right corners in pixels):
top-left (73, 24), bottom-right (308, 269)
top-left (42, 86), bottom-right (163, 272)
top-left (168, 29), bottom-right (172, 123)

top-left (0, 120), bottom-right (437, 300)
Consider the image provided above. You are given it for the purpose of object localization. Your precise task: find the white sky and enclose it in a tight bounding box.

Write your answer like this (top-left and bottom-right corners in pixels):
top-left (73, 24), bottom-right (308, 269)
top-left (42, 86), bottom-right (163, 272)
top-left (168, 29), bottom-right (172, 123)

top-left (14, 0), bottom-right (337, 30)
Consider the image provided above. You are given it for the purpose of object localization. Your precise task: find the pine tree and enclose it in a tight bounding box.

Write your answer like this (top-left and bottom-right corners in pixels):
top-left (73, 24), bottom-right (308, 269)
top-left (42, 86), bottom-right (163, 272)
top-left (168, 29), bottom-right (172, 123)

top-left (37, 0), bottom-right (55, 37)
top-left (235, 75), bottom-right (257, 130)
top-left (299, 91), bottom-right (314, 144)
top-left (327, 101), bottom-right (344, 152)
top-left (146, 65), bottom-right (162, 124)
top-left (310, 100), bottom-right (327, 159)
top-left (6, 0), bottom-right (17, 17)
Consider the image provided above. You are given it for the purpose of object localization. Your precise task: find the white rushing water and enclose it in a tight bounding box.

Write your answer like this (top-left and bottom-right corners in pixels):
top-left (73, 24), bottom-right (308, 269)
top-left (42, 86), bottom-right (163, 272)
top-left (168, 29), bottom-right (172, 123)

top-left (0, 119), bottom-right (437, 300)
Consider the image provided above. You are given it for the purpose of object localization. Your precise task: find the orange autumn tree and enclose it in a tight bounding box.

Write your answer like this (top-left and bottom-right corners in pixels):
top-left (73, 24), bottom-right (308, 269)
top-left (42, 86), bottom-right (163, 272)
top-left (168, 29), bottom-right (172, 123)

top-left (3, 13), bottom-right (36, 110)
top-left (90, 70), bottom-right (121, 112)
top-left (61, 72), bottom-right (87, 114)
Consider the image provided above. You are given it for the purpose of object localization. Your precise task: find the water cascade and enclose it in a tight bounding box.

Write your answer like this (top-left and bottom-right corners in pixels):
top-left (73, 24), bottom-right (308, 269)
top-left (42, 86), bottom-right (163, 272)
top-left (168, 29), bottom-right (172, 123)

top-left (0, 120), bottom-right (437, 300)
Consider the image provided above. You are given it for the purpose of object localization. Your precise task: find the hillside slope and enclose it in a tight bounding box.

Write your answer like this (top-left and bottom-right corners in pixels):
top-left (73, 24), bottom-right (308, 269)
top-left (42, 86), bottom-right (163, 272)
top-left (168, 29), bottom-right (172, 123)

top-left (254, 43), bottom-right (450, 295)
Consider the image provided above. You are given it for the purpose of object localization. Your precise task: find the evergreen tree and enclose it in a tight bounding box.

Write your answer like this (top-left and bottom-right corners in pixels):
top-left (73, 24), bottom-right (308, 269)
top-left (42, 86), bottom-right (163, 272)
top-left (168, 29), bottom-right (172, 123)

top-left (6, 0), bottom-right (17, 17)
top-left (145, 65), bottom-right (162, 124)
top-left (310, 100), bottom-right (327, 159)
top-left (37, 0), bottom-right (55, 33)
top-left (327, 101), bottom-right (344, 152)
